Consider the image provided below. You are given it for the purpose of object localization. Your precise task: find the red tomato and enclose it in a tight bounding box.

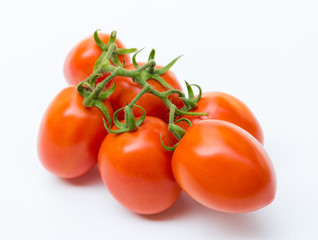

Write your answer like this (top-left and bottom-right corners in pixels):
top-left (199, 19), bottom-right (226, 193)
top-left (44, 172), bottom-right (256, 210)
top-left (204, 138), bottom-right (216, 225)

top-left (38, 86), bottom-right (113, 179)
top-left (177, 92), bottom-right (264, 143)
top-left (108, 63), bottom-right (183, 123)
top-left (172, 119), bottom-right (276, 213)
top-left (63, 33), bottom-right (130, 85)
top-left (98, 117), bottom-right (181, 214)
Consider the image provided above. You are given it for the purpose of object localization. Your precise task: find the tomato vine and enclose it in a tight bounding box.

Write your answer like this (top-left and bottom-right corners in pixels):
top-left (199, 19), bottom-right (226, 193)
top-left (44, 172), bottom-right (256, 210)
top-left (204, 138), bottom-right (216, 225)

top-left (77, 30), bottom-right (208, 150)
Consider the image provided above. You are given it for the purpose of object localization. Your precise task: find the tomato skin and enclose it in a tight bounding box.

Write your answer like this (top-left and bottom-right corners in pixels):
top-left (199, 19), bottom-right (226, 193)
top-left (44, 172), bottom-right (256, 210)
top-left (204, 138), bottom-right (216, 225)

top-left (37, 86), bottom-right (113, 179)
top-left (98, 117), bottom-right (181, 214)
top-left (172, 119), bottom-right (276, 213)
top-left (108, 63), bottom-right (183, 123)
top-left (63, 33), bottom-right (130, 85)
top-left (177, 92), bottom-right (264, 143)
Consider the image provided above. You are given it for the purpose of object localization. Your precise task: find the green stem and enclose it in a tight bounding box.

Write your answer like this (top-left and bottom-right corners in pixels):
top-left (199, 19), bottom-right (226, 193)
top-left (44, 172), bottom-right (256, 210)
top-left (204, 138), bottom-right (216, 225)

top-left (169, 105), bottom-right (176, 125)
top-left (77, 30), bottom-right (209, 151)
top-left (133, 60), bottom-right (156, 75)
top-left (128, 84), bottom-right (149, 107)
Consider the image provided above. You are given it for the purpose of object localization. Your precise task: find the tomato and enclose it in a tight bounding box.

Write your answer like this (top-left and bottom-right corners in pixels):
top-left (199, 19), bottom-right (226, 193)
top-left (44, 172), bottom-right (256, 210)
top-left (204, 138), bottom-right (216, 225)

top-left (172, 119), bottom-right (276, 213)
top-left (177, 92), bottom-right (264, 143)
top-left (37, 86), bottom-right (113, 179)
top-left (63, 33), bottom-right (130, 85)
top-left (98, 117), bottom-right (181, 214)
top-left (108, 63), bottom-right (183, 123)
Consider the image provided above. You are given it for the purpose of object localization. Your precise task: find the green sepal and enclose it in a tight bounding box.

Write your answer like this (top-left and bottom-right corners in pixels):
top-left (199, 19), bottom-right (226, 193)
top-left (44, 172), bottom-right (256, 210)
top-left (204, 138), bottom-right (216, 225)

top-left (180, 82), bottom-right (203, 111)
top-left (143, 73), bottom-right (171, 89)
top-left (112, 107), bottom-right (126, 129)
top-left (175, 118), bottom-right (192, 128)
top-left (117, 48), bottom-right (138, 55)
top-left (168, 123), bottom-right (186, 141)
top-left (155, 55), bottom-right (183, 75)
top-left (94, 30), bottom-right (136, 67)
top-left (94, 29), bottom-right (107, 51)
top-left (185, 81), bottom-right (194, 99)
top-left (160, 135), bottom-right (179, 152)
top-left (94, 100), bottom-right (112, 128)
top-left (185, 81), bottom-right (202, 103)
top-left (135, 105), bottom-right (146, 127)
top-left (88, 72), bottom-right (103, 87)
top-left (124, 105), bottom-right (137, 130)
top-left (179, 97), bottom-right (197, 110)
top-left (108, 33), bottom-right (122, 67)
top-left (124, 104), bottom-right (146, 131)
top-left (108, 31), bottom-right (117, 45)
top-left (132, 48), bottom-right (145, 69)
top-left (98, 83), bottom-right (116, 101)
top-left (103, 118), bottom-right (127, 134)
top-left (190, 83), bottom-right (202, 104)
top-left (148, 49), bottom-right (155, 61)
top-left (165, 89), bottom-right (185, 98)
top-left (176, 109), bottom-right (209, 117)
top-left (105, 104), bottom-right (146, 134)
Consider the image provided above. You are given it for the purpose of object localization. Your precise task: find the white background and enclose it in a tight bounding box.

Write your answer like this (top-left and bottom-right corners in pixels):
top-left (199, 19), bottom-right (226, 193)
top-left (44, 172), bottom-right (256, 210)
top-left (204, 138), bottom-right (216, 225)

top-left (1, 0), bottom-right (318, 239)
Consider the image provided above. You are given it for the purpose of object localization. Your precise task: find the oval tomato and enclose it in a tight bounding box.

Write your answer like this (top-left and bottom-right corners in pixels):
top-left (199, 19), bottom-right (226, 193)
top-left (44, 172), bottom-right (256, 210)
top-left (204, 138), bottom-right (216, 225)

top-left (98, 117), bottom-right (181, 214)
top-left (172, 119), bottom-right (276, 213)
top-left (38, 86), bottom-right (113, 179)
top-left (177, 92), bottom-right (264, 143)
top-left (108, 63), bottom-right (183, 123)
top-left (64, 33), bottom-right (130, 85)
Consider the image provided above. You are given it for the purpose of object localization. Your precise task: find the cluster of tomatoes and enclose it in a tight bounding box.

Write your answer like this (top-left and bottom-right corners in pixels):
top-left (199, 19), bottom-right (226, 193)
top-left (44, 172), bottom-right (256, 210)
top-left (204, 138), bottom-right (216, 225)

top-left (37, 31), bottom-right (276, 215)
